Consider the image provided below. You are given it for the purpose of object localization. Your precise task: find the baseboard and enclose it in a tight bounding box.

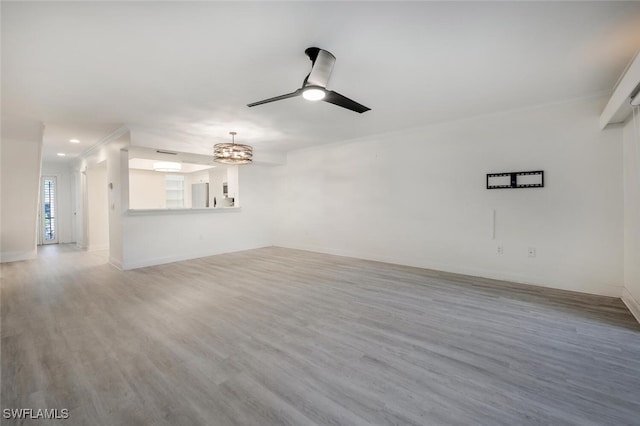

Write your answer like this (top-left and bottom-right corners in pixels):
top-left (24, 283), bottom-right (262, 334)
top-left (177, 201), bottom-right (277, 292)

top-left (109, 257), bottom-right (123, 270)
top-left (87, 244), bottom-right (108, 252)
top-left (0, 249), bottom-right (37, 263)
top-left (274, 242), bottom-right (622, 298)
top-left (121, 244), bottom-right (272, 270)
top-left (622, 287), bottom-right (640, 324)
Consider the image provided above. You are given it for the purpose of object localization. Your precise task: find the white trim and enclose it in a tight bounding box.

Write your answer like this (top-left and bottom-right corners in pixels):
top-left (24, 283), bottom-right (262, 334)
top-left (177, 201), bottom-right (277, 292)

top-left (622, 287), bottom-right (640, 324)
top-left (79, 125), bottom-right (129, 160)
top-left (121, 244), bottom-right (271, 270)
top-left (600, 50), bottom-right (640, 128)
top-left (0, 250), bottom-right (37, 263)
top-left (87, 244), bottom-right (109, 252)
top-left (274, 243), bottom-right (623, 298)
top-left (289, 92), bottom-right (611, 157)
top-left (126, 207), bottom-right (241, 216)
top-left (109, 257), bottom-right (123, 270)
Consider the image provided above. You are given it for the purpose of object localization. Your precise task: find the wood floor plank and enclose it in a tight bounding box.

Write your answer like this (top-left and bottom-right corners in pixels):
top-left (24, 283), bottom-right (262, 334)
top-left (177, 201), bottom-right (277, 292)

top-left (2, 245), bottom-right (639, 425)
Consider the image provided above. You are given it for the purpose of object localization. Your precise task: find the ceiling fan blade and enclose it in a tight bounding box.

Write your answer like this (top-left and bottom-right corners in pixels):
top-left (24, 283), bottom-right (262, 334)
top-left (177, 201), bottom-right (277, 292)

top-left (323, 90), bottom-right (371, 113)
top-left (304, 47), bottom-right (335, 87)
top-left (247, 89), bottom-right (302, 107)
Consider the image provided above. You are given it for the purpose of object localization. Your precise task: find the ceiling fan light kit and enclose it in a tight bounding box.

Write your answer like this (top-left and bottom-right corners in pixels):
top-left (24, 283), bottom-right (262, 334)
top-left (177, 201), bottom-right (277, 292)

top-left (302, 87), bottom-right (326, 101)
top-left (247, 47), bottom-right (371, 113)
top-left (213, 132), bottom-right (253, 165)
top-left (239, 47), bottom-right (370, 165)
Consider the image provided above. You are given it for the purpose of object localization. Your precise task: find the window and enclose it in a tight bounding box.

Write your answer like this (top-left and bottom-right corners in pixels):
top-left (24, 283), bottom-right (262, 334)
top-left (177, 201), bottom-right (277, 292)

top-left (165, 175), bottom-right (184, 209)
top-left (41, 176), bottom-right (58, 244)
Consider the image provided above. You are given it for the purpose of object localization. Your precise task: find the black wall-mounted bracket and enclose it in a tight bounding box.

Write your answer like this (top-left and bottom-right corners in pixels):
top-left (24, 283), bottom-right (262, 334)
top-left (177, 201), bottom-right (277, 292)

top-left (486, 170), bottom-right (544, 189)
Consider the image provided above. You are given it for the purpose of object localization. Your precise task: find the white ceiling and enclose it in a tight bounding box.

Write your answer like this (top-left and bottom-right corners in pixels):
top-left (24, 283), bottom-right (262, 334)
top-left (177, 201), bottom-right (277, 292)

top-left (39, 123), bottom-right (122, 163)
top-left (3, 1), bottom-right (640, 162)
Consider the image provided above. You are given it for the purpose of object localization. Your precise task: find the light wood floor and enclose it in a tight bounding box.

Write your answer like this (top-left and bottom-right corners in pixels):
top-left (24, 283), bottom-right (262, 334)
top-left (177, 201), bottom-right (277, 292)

top-left (2, 245), bottom-right (640, 425)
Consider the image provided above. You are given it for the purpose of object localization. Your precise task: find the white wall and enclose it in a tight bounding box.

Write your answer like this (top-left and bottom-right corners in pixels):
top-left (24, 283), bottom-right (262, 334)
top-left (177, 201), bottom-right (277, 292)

top-left (74, 170), bottom-right (85, 248)
top-left (189, 170), bottom-right (210, 184)
top-left (274, 97), bottom-right (624, 297)
top-left (210, 168), bottom-right (227, 207)
top-left (41, 162), bottom-right (75, 244)
top-left (121, 164), bottom-right (275, 269)
top-left (0, 120), bottom-right (44, 262)
top-left (86, 162), bottom-right (109, 251)
top-left (227, 166), bottom-right (239, 204)
top-left (129, 169), bottom-right (167, 209)
top-left (106, 142), bottom-right (128, 267)
top-left (208, 167), bottom-right (238, 207)
top-left (622, 111), bottom-right (640, 321)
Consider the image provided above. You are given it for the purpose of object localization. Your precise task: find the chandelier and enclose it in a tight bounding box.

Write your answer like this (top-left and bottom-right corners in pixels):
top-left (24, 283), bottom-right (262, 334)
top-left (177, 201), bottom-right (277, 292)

top-left (213, 132), bottom-right (253, 164)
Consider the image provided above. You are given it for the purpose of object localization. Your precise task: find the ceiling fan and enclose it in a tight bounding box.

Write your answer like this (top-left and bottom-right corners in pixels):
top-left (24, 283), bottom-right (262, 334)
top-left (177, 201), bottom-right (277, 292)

top-left (247, 47), bottom-right (371, 114)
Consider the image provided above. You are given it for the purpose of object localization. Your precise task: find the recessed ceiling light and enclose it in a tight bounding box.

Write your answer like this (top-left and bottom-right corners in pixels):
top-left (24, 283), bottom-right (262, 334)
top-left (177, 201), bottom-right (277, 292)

top-left (69, 139), bottom-right (80, 143)
top-left (57, 153), bottom-right (66, 157)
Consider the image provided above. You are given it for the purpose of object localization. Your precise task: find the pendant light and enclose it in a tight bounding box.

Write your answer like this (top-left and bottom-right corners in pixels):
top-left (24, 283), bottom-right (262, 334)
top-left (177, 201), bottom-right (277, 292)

top-left (213, 132), bottom-right (253, 164)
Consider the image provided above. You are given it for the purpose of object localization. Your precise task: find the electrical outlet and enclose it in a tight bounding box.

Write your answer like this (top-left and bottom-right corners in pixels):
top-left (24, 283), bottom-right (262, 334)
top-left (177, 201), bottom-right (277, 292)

top-left (528, 247), bottom-right (536, 258)
top-left (497, 244), bottom-right (503, 255)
